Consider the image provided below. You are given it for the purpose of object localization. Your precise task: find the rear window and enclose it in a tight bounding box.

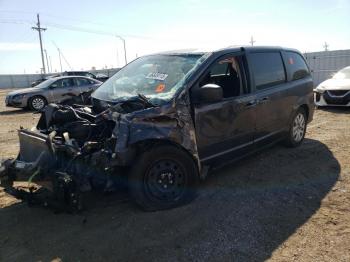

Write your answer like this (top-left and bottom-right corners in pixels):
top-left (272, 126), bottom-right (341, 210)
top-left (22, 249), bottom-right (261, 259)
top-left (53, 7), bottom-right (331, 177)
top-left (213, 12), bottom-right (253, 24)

top-left (285, 52), bottom-right (310, 80)
top-left (250, 52), bottom-right (286, 90)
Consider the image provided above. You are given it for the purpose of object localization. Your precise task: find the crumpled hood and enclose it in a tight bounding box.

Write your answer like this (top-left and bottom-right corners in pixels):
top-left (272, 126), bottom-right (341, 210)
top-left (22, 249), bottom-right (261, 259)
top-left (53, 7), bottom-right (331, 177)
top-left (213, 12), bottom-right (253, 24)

top-left (316, 78), bottom-right (350, 91)
top-left (7, 87), bottom-right (43, 96)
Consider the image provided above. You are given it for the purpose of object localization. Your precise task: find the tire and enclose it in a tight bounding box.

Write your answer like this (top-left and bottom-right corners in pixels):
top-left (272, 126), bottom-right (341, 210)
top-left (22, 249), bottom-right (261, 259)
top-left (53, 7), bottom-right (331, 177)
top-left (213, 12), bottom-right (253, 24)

top-left (29, 96), bottom-right (47, 111)
top-left (128, 145), bottom-right (199, 211)
top-left (284, 107), bottom-right (307, 147)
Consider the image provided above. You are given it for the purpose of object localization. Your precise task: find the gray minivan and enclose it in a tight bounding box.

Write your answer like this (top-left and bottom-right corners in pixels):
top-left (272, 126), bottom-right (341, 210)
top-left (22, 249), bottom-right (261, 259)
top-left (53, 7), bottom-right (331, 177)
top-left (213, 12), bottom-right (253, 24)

top-left (0, 46), bottom-right (314, 211)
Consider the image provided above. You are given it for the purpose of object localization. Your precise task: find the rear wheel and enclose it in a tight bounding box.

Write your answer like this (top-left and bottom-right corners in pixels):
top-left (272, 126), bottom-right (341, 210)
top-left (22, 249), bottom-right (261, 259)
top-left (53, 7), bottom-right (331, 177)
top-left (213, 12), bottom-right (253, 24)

top-left (29, 96), bottom-right (47, 111)
top-left (129, 145), bottom-right (199, 211)
top-left (284, 108), bottom-right (307, 147)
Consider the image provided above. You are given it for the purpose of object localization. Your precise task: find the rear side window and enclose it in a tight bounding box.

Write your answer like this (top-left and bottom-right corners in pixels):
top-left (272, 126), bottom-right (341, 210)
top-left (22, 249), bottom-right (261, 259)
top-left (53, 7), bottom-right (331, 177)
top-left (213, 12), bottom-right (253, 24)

top-left (250, 52), bottom-right (286, 90)
top-left (285, 52), bottom-right (310, 80)
top-left (75, 78), bottom-right (91, 86)
top-left (51, 78), bottom-right (74, 88)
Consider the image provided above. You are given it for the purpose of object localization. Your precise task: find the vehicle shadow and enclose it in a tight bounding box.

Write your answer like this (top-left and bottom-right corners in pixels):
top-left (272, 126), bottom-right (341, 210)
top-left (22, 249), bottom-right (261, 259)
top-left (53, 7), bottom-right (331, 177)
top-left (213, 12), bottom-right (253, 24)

top-left (0, 138), bottom-right (340, 262)
top-left (317, 106), bottom-right (350, 114)
top-left (0, 109), bottom-right (32, 116)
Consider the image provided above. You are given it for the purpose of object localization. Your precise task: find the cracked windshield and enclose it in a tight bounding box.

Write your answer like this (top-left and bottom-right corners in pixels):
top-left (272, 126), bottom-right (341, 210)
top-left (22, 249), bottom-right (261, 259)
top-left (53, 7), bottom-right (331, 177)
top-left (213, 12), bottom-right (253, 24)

top-left (92, 54), bottom-right (206, 105)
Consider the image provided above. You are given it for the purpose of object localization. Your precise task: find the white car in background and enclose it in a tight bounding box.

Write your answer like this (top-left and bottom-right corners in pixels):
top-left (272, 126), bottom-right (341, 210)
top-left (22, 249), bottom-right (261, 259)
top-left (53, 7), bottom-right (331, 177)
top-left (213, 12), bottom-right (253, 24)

top-left (314, 66), bottom-right (350, 107)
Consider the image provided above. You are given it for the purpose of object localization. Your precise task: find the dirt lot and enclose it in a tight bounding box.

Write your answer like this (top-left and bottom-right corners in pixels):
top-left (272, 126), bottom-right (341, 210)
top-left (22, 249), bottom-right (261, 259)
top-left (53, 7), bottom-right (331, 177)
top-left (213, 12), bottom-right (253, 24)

top-left (0, 88), bottom-right (349, 262)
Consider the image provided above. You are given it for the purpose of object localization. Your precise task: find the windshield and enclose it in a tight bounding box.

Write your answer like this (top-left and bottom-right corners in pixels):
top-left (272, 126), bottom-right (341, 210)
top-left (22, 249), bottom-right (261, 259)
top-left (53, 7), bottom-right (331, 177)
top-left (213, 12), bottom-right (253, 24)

top-left (35, 78), bottom-right (56, 88)
top-left (92, 54), bottom-right (207, 105)
top-left (333, 67), bottom-right (350, 79)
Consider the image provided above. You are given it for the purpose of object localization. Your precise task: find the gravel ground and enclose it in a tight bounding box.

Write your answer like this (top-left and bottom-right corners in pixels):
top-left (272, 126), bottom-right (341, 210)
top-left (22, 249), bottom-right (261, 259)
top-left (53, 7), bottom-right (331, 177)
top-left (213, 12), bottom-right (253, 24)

top-left (0, 88), bottom-right (349, 262)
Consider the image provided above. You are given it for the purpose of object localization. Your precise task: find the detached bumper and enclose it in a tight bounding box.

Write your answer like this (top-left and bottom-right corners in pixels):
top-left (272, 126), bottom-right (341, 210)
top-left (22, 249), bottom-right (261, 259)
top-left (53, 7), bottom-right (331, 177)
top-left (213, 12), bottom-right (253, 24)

top-left (314, 90), bottom-right (350, 107)
top-left (0, 129), bottom-right (54, 187)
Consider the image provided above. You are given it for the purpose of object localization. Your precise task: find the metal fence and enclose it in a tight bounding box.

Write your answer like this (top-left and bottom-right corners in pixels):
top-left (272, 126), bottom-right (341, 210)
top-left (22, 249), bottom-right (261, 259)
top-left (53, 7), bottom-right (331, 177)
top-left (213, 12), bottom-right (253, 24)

top-left (305, 49), bottom-right (350, 86)
top-left (0, 68), bottom-right (120, 89)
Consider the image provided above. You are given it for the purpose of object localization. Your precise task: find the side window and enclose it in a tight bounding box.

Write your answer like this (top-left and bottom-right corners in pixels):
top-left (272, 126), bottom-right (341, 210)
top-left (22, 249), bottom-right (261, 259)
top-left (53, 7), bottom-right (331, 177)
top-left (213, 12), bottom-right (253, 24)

top-left (199, 56), bottom-right (243, 98)
top-left (210, 63), bottom-right (229, 77)
top-left (61, 78), bottom-right (74, 88)
top-left (250, 52), bottom-right (286, 90)
top-left (76, 78), bottom-right (91, 86)
top-left (285, 52), bottom-right (310, 80)
top-left (50, 80), bottom-right (62, 89)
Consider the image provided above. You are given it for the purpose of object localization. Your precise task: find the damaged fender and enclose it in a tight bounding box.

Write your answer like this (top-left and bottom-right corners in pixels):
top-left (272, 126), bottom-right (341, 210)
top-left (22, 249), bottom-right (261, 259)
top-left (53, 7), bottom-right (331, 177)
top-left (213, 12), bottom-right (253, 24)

top-left (111, 90), bottom-right (202, 172)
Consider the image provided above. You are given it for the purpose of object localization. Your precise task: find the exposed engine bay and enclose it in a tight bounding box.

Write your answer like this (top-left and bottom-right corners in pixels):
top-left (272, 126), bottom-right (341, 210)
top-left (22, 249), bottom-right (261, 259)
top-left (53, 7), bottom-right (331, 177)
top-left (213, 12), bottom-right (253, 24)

top-left (0, 96), bottom-right (157, 212)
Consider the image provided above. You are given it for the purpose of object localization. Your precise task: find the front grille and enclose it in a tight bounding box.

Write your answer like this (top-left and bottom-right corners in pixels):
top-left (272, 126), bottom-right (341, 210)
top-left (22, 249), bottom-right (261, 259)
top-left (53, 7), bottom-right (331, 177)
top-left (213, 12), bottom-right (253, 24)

top-left (327, 90), bottom-right (349, 96)
top-left (324, 92), bottom-right (350, 105)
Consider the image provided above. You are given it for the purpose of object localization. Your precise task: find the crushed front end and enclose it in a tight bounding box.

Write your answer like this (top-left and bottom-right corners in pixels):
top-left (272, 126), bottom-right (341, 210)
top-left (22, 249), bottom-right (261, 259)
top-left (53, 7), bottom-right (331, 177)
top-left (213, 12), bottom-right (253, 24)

top-left (0, 103), bottom-right (130, 212)
top-left (0, 90), bottom-right (200, 212)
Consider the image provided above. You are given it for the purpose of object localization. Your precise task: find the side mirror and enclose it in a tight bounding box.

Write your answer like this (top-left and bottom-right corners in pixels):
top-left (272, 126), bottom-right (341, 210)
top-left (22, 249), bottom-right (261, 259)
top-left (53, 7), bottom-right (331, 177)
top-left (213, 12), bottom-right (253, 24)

top-left (192, 84), bottom-right (223, 104)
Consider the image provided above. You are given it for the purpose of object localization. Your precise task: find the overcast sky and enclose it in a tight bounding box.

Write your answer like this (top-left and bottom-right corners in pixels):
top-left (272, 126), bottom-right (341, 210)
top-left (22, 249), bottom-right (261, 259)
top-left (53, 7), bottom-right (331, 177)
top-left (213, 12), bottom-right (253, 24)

top-left (0, 0), bottom-right (349, 74)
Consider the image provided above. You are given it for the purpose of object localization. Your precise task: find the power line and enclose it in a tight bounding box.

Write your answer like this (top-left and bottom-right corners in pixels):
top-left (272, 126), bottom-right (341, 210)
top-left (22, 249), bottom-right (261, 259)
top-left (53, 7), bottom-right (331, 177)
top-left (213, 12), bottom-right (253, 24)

top-left (0, 19), bottom-right (34, 25)
top-left (42, 22), bottom-right (129, 65)
top-left (51, 41), bottom-right (72, 71)
top-left (0, 10), bottom-right (124, 31)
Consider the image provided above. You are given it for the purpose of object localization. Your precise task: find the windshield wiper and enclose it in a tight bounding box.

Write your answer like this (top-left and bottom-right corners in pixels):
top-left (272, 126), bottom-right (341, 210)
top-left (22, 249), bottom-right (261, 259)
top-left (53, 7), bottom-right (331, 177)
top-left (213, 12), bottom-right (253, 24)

top-left (137, 93), bottom-right (155, 107)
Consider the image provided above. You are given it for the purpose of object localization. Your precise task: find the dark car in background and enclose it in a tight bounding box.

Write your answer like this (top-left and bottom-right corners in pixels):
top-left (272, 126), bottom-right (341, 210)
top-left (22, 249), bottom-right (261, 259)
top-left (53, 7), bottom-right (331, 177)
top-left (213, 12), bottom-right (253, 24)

top-left (1, 46), bottom-right (314, 211)
top-left (30, 75), bottom-right (60, 87)
top-left (6, 76), bottom-right (102, 110)
top-left (62, 71), bottom-right (109, 82)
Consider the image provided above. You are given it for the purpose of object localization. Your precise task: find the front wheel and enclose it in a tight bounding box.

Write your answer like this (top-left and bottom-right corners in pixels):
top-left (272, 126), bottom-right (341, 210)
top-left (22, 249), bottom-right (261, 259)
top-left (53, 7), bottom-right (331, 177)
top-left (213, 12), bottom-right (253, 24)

top-left (284, 108), bottom-right (307, 147)
top-left (128, 145), bottom-right (199, 211)
top-left (29, 96), bottom-right (47, 111)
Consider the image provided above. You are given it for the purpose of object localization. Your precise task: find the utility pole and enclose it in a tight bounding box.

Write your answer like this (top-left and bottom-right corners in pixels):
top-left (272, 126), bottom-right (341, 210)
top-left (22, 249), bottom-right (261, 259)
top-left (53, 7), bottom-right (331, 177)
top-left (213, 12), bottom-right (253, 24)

top-left (44, 49), bottom-right (50, 73)
top-left (32, 14), bottom-right (47, 74)
top-left (116, 47), bottom-right (119, 68)
top-left (52, 41), bottom-right (72, 71)
top-left (49, 56), bottom-right (52, 73)
top-left (58, 48), bottom-right (63, 72)
top-left (323, 42), bottom-right (329, 51)
top-left (116, 35), bottom-right (127, 65)
top-left (250, 36), bottom-right (256, 46)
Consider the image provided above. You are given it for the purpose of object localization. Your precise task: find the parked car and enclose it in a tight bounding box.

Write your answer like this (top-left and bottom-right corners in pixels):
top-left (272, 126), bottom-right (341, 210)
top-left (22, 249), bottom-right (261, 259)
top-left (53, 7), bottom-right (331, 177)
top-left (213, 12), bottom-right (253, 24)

top-left (5, 76), bottom-right (102, 111)
top-left (314, 66), bottom-right (350, 107)
top-left (61, 71), bottom-right (109, 82)
top-left (0, 46), bottom-right (314, 211)
top-left (30, 71), bottom-right (109, 87)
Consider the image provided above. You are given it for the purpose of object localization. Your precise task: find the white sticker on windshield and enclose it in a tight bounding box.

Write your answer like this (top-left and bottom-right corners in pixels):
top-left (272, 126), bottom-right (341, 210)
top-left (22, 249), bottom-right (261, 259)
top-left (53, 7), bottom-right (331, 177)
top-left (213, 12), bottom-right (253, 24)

top-left (146, 72), bottom-right (168, 81)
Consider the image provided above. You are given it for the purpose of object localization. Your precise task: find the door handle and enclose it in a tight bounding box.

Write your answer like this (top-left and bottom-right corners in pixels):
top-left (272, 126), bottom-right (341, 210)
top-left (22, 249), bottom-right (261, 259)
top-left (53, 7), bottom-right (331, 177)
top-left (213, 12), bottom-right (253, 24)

top-left (259, 97), bottom-right (270, 104)
top-left (245, 100), bottom-right (257, 108)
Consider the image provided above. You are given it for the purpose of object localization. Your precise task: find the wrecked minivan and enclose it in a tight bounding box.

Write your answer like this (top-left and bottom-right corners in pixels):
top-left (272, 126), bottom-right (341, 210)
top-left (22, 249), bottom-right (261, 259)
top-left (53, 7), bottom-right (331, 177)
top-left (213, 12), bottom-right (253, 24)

top-left (0, 47), bottom-right (314, 211)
